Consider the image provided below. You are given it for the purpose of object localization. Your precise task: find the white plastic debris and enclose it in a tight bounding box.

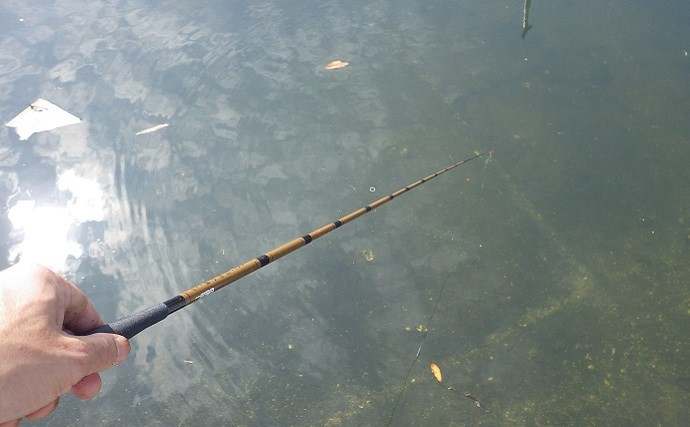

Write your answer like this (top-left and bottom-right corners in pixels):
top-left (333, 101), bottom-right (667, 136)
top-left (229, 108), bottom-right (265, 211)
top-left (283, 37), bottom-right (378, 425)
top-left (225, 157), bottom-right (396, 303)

top-left (5, 98), bottom-right (81, 140)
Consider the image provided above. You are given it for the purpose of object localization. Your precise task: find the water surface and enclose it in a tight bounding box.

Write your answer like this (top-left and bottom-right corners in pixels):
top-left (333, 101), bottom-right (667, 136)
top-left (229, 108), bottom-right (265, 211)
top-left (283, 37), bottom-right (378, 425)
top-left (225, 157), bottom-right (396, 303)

top-left (1, 0), bottom-right (688, 425)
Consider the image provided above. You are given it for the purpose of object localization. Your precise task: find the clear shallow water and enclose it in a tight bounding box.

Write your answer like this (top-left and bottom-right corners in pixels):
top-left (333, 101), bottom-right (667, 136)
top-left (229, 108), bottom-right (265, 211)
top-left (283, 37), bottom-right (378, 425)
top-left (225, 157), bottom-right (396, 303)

top-left (1, 0), bottom-right (688, 425)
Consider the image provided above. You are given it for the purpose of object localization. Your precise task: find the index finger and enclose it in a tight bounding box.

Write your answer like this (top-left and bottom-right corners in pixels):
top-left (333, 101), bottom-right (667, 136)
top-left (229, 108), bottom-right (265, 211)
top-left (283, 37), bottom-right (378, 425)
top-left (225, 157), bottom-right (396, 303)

top-left (45, 269), bottom-right (105, 333)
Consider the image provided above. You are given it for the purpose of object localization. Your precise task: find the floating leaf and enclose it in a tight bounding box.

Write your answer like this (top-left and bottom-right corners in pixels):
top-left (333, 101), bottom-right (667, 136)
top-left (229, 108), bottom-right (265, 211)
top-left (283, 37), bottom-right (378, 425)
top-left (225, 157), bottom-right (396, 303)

top-left (135, 123), bottom-right (169, 135)
top-left (324, 60), bottom-right (349, 70)
top-left (430, 363), bottom-right (442, 383)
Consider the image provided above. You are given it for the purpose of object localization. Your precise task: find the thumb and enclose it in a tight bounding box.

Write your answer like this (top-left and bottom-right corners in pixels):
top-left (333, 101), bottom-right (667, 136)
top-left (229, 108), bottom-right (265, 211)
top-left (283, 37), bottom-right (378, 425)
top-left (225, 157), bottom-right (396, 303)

top-left (73, 333), bottom-right (131, 373)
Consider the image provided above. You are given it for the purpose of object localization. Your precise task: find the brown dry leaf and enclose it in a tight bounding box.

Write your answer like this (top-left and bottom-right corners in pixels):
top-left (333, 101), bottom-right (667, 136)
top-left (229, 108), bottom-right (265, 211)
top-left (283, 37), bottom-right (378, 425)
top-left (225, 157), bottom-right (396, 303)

top-left (324, 60), bottom-right (349, 70)
top-left (430, 363), bottom-right (442, 383)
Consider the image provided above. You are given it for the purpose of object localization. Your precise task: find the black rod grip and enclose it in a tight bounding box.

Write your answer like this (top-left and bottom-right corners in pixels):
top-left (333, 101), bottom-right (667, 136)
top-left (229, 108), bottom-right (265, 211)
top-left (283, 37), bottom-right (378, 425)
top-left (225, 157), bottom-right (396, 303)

top-left (83, 302), bottom-right (169, 339)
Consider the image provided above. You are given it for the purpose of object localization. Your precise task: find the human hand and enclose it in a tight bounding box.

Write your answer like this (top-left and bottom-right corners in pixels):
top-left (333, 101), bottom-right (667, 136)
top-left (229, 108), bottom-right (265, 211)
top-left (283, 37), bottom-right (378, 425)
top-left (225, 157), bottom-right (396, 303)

top-left (0, 262), bottom-right (130, 425)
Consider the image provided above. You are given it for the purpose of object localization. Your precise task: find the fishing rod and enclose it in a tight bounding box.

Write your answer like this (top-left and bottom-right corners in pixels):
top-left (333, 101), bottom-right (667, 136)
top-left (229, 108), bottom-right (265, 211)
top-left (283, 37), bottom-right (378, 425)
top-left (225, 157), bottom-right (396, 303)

top-left (85, 152), bottom-right (486, 339)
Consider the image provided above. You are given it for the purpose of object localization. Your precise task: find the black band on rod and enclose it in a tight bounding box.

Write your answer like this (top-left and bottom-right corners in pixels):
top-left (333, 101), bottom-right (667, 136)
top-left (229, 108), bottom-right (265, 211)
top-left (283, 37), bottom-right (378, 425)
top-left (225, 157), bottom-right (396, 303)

top-left (165, 295), bottom-right (187, 314)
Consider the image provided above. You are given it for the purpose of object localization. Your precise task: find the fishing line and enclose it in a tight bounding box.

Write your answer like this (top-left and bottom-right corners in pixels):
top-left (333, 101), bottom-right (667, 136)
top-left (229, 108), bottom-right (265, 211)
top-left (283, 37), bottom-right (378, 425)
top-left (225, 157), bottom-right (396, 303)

top-left (84, 152), bottom-right (485, 339)
top-left (386, 250), bottom-right (464, 426)
top-left (481, 148), bottom-right (495, 188)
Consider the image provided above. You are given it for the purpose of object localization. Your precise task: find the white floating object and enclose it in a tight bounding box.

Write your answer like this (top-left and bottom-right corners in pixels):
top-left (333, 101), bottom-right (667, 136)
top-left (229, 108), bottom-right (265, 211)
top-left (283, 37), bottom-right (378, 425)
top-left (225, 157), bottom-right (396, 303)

top-left (5, 98), bottom-right (81, 140)
top-left (135, 123), bottom-right (169, 135)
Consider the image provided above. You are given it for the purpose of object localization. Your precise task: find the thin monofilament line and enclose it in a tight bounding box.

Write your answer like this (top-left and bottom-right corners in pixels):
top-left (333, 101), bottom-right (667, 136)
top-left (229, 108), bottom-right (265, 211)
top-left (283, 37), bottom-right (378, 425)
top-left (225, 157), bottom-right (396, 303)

top-left (387, 251), bottom-right (464, 425)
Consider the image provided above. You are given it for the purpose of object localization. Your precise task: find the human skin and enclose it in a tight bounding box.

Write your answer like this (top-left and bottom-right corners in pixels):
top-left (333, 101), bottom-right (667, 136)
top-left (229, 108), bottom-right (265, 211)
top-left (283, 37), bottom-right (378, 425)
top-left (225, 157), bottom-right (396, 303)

top-left (0, 262), bottom-right (130, 425)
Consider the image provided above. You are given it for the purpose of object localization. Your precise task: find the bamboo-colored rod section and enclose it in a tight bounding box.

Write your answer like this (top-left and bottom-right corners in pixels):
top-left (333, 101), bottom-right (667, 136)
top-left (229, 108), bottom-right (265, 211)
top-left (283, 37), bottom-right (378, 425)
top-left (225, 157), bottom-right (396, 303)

top-left (176, 152), bottom-right (485, 308)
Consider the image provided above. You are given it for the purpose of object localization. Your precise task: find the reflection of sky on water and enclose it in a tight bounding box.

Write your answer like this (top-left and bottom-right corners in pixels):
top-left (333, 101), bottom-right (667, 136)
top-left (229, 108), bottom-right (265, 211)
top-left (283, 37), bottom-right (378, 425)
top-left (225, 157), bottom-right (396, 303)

top-left (7, 168), bottom-right (105, 269)
top-left (1, 0), bottom-right (688, 425)
top-left (8, 200), bottom-right (83, 268)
